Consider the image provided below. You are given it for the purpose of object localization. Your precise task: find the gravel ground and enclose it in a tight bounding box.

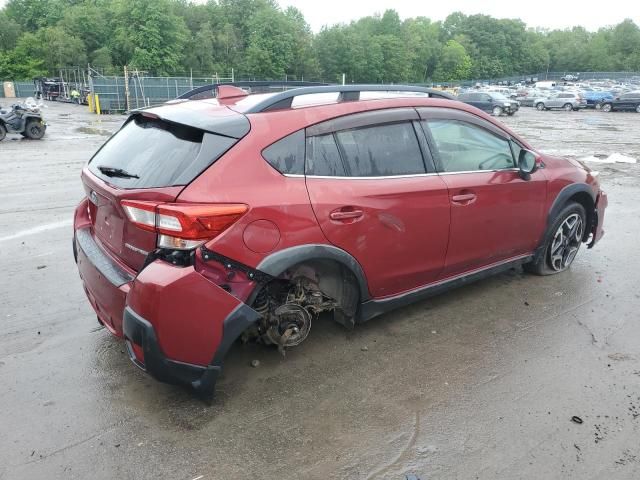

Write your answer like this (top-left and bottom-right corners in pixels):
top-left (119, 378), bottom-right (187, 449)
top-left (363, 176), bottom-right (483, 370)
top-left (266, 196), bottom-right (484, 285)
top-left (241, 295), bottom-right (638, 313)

top-left (1, 100), bottom-right (639, 480)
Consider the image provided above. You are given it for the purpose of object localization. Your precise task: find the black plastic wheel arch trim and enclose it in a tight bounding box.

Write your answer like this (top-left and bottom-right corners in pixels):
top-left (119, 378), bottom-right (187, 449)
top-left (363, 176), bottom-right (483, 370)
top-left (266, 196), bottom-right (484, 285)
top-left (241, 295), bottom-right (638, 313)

top-left (256, 244), bottom-right (371, 302)
top-left (200, 246), bottom-right (275, 285)
top-left (547, 183), bottom-right (595, 226)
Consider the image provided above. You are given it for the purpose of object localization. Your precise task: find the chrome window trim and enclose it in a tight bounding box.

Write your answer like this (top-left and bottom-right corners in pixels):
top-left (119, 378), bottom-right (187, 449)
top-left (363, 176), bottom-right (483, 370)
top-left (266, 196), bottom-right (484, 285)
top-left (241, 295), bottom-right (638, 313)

top-left (438, 168), bottom-right (520, 175)
top-left (283, 169), bottom-right (519, 180)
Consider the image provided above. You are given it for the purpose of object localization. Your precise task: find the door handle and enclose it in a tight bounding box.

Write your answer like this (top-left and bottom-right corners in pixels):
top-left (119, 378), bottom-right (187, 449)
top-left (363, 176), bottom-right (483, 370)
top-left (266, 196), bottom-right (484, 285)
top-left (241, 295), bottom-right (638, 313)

top-left (451, 193), bottom-right (477, 205)
top-left (330, 208), bottom-right (364, 221)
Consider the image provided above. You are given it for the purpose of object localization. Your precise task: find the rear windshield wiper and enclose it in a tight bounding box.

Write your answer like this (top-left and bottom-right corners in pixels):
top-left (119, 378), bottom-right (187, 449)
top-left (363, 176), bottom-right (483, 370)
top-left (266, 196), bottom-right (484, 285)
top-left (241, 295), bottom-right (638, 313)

top-left (97, 166), bottom-right (140, 179)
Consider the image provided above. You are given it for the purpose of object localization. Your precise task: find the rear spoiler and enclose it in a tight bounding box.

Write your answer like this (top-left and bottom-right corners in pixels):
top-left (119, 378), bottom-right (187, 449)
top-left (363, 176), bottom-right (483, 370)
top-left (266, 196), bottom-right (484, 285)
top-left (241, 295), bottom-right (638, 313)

top-left (130, 102), bottom-right (250, 139)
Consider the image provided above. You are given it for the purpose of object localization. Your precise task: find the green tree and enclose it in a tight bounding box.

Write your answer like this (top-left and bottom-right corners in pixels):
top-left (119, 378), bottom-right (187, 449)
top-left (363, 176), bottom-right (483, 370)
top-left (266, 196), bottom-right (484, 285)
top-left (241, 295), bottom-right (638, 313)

top-left (0, 11), bottom-right (22, 50)
top-left (242, 6), bottom-right (296, 79)
top-left (58, 3), bottom-right (111, 55)
top-left (609, 19), bottom-right (640, 70)
top-left (191, 22), bottom-right (216, 74)
top-left (90, 46), bottom-right (114, 73)
top-left (4, 0), bottom-right (63, 31)
top-left (110, 0), bottom-right (188, 75)
top-left (14, 27), bottom-right (86, 73)
top-left (433, 40), bottom-right (472, 81)
top-left (402, 17), bottom-right (442, 82)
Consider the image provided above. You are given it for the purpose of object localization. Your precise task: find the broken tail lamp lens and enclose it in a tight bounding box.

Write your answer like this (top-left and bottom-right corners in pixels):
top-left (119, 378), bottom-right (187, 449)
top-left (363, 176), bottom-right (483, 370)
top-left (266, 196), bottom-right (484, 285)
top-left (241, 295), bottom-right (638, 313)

top-left (121, 200), bottom-right (248, 250)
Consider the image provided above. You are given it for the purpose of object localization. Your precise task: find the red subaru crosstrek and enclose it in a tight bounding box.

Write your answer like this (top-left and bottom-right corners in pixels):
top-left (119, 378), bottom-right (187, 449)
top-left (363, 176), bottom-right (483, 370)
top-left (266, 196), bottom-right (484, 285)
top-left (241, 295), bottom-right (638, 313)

top-left (73, 85), bottom-right (607, 397)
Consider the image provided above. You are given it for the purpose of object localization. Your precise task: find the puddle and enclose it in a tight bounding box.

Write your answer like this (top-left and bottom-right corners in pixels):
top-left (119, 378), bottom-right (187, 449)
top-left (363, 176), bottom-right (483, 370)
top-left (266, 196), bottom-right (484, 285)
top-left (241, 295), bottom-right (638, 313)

top-left (76, 126), bottom-right (113, 137)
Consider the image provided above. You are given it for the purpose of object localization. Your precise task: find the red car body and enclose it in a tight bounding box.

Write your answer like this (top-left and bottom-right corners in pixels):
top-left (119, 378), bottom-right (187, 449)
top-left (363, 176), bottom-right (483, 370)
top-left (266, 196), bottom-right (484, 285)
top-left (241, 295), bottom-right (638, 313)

top-left (73, 85), bottom-right (607, 396)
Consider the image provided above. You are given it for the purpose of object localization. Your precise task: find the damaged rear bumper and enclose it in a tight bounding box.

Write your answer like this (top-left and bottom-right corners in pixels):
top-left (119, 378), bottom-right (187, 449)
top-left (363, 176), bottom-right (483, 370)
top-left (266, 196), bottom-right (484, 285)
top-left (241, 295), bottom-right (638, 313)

top-left (123, 302), bottom-right (260, 394)
top-left (123, 307), bottom-right (221, 392)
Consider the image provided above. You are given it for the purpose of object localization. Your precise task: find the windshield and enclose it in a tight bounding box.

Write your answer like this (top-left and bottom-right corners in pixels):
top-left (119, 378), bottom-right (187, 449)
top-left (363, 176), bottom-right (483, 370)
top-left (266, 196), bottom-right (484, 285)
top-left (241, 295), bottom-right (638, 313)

top-left (491, 93), bottom-right (509, 101)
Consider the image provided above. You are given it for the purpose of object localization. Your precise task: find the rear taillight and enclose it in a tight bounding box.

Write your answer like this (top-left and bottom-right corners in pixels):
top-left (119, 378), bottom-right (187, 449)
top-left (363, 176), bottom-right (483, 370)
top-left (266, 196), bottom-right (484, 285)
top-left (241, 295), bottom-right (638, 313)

top-left (121, 200), bottom-right (248, 250)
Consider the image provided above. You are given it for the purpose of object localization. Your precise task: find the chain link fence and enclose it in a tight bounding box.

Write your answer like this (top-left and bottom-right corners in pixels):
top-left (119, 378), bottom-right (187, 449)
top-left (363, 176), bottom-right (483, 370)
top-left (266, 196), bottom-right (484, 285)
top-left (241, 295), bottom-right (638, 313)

top-left (89, 74), bottom-right (235, 112)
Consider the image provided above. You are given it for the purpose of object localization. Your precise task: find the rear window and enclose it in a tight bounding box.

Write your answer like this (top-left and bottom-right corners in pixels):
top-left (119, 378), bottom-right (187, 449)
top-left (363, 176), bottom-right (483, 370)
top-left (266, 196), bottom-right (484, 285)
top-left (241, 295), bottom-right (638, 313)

top-left (88, 115), bottom-right (236, 188)
top-left (262, 130), bottom-right (305, 175)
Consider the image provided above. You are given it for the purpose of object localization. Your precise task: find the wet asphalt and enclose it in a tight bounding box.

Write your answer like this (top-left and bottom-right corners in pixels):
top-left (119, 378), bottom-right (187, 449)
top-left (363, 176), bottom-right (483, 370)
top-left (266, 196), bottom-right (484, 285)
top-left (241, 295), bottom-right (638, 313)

top-left (0, 101), bottom-right (639, 479)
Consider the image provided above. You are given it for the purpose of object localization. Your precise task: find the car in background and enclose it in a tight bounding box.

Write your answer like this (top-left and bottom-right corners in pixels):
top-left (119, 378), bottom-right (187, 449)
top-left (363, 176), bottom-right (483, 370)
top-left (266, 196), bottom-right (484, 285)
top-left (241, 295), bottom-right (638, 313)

top-left (457, 91), bottom-right (519, 116)
top-left (534, 92), bottom-right (587, 111)
top-left (583, 91), bottom-right (614, 109)
top-left (517, 89), bottom-right (545, 107)
top-left (600, 91), bottom-right (640, 112)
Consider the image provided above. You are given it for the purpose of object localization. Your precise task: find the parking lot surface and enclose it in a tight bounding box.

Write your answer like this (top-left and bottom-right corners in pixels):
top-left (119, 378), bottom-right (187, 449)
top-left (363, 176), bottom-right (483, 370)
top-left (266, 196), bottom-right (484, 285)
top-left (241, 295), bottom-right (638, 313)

top-left (1, 101), bottom-right (639, 479)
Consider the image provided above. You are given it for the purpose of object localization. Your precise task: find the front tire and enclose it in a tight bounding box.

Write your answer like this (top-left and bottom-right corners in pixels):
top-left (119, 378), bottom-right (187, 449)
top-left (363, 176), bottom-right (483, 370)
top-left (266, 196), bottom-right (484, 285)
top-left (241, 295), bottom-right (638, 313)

top-left (525, 202), bottom-right (586, 276)
top-left (636, 105), bottom-right (640, 113)
top-left (601, 103), bottom-right (612, 112)
top-left (24, 119), bottom-right (45, 139)
top-left (492, 106), bottom-right (503, 116)
top-left (536, 102), bottom-right (545, 111)
top-left (0, 123), bottom-right (6, 141)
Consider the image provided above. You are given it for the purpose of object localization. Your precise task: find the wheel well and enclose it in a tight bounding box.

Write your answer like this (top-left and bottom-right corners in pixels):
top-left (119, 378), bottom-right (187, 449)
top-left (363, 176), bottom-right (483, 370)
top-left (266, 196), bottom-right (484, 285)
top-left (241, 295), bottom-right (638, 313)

top-left (254, 258), bottom-right (360, 329)
top-left (566, 192), bottom-right (594, 241)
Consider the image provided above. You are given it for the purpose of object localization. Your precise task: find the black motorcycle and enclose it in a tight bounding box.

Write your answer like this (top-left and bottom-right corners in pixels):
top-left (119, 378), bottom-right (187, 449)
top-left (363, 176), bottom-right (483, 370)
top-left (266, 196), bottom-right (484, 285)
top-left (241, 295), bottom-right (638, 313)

top-left (0, 101), bottom-right (47, 141)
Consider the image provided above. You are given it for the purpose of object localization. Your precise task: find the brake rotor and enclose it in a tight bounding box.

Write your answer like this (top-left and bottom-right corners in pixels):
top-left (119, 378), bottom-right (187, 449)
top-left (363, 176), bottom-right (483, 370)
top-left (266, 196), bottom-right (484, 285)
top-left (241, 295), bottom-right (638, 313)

top-left (265, 303), bottom-right (312, 348)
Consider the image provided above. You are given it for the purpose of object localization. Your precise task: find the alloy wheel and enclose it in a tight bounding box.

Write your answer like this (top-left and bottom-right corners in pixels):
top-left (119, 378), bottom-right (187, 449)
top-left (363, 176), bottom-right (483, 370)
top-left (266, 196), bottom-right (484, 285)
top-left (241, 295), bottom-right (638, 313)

top-left (549, 213), bottom-right (583, 271)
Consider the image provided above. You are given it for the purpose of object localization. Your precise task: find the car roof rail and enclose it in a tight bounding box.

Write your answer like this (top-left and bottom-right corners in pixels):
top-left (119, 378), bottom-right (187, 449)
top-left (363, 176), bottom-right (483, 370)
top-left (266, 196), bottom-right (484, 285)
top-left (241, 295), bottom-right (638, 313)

top-left (177, 81), bottom-right (329, 100)
top-left (243, 85), bottom-right (456, 113)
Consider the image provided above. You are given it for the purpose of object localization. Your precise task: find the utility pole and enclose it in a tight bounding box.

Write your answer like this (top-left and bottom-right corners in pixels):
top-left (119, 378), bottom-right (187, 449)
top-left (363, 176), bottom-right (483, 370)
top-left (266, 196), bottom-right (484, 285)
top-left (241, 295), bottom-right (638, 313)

top-left (123, 65), bottom-right (130, 112)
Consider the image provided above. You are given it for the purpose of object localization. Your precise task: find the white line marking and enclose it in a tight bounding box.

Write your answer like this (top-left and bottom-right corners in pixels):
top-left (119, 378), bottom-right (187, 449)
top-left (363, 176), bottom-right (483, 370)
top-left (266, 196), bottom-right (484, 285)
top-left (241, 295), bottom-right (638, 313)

top-left (0, 218), bottom-right (73, 243)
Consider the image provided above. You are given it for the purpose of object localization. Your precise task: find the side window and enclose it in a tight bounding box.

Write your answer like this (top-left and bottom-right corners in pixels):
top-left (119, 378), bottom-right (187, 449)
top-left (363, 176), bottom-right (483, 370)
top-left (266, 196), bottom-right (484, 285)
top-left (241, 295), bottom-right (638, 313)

top-left (425, 120), bottom-right (515, 173)
top-left (306, 134), bottom-right (346, 176)
top-left (262, 129), bottom-right (305, 175)
top-left (334, 122), bottom-right (426, 177)
top-left (510, 140), bottom-right (524, 165)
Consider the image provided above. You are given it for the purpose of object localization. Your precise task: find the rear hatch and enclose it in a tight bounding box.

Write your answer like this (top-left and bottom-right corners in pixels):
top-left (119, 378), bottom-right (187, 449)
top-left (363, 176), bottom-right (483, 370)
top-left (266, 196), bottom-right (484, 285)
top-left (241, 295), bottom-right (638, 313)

top-left (82, 101), bottom-right (249, 272)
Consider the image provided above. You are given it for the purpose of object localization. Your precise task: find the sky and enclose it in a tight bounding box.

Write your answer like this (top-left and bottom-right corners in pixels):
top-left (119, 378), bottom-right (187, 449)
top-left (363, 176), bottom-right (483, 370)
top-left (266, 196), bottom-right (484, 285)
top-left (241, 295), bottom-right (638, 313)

top-left (279, 0), bottom-right (640, 32)
top-left (0, 0), bottom-right (637, 31)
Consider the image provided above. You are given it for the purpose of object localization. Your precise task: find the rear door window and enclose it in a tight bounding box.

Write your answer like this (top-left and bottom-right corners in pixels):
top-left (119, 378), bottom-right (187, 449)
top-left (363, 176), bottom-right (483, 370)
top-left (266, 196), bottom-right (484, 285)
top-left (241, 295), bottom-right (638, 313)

top-left (88, 115), bottom-right (236, 188)
top-left (334, 122), bottom-right (426, 177)
top-left (306, 134), bottom-right (346, 176)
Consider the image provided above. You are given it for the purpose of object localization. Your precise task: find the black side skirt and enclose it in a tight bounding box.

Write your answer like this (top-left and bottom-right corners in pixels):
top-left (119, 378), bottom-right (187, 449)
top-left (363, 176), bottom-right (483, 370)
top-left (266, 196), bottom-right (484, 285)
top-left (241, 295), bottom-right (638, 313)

top-left (358, 255), bottom-right (533, 323)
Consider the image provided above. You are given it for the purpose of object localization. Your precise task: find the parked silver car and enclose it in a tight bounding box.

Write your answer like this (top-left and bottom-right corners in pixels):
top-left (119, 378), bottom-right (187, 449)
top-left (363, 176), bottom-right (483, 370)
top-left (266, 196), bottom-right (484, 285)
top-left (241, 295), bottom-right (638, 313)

top-left (517, 89), bottom-right (545, 107)
top-left (534, 92), bottom-right (587, 111)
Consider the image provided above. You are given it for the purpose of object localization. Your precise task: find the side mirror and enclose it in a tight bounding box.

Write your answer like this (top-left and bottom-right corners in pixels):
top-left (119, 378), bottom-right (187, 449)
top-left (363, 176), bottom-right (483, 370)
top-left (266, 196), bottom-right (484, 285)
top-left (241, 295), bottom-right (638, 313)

top-left (518, 149), bottom-right (538, 180)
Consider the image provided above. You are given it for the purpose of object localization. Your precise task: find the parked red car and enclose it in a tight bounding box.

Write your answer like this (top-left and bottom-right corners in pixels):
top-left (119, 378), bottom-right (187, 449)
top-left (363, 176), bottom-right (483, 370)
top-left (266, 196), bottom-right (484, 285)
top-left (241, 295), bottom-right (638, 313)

top-left (73, 85), bottom-right (607, 397)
